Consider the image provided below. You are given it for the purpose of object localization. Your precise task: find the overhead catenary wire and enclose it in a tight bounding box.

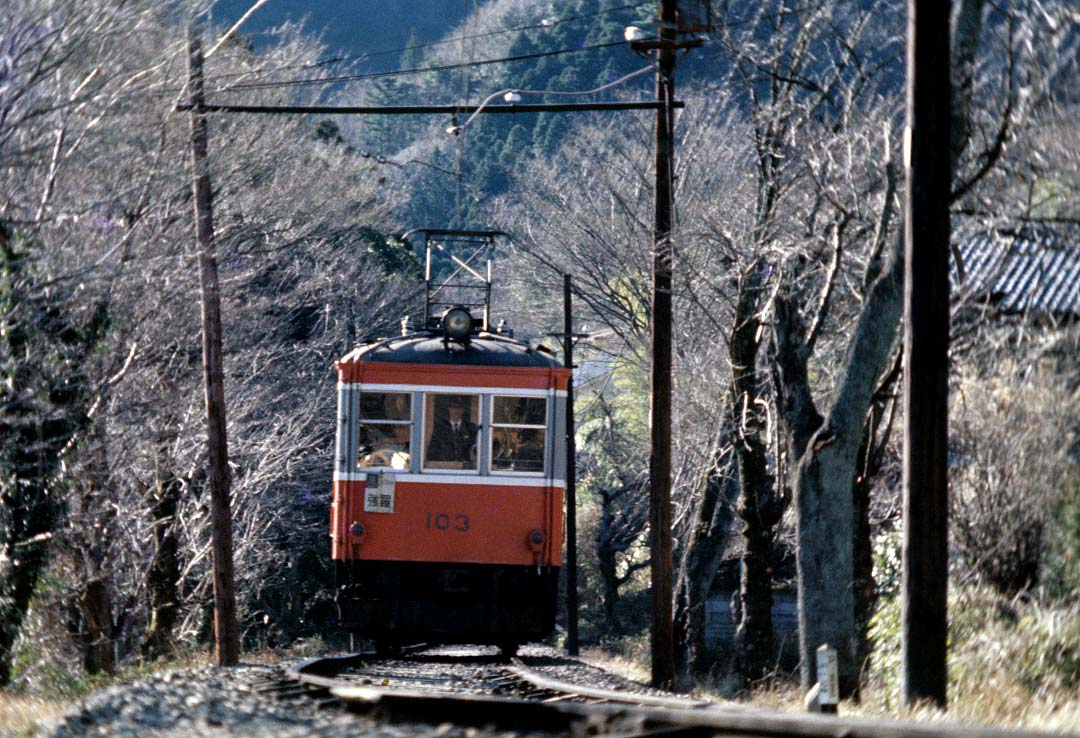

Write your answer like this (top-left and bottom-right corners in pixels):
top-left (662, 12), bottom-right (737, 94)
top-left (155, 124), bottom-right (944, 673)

top-left (202, 2), bottom-right (652, 81)
top-left (140, 34), bottom-right (775, 102)
top-left (211, 39), bottom-right (636, 93)
top-left (177, 101), bottom-right (680, 114)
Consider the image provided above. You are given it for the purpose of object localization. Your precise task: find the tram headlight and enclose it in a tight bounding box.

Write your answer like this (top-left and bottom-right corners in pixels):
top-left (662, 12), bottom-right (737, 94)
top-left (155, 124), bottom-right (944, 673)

top-left (441, 307), bottom-right (473, 339)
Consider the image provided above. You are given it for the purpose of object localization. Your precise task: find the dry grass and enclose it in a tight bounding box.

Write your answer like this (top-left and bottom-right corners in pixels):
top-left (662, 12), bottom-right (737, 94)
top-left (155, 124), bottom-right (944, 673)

top-left (727, 671), bottom-right (1080, 732)
top-left (580, 645), bottom-right (652, 685)
top-left (5, 630), bottom-right (1079, 735)
top-left (0, 641), bottom-right (334, 738)
top-left (856, 584), bottom-right (1080, 733)
top-left (0, 693), bottom-right (67, 738)
top-left (0, 648), bottom-right (215, 738)
top-left (582, 624), bottom-right (1080, 734)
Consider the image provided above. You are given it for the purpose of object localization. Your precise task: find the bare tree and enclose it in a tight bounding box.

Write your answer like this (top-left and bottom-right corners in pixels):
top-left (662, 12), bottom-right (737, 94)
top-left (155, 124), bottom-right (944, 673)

top-left (771, 0), bottom-right (1078, 694)
top-left (1, 0), bottom-right (413, 679)
top-left (494, 0), bottom-right (1077, 697)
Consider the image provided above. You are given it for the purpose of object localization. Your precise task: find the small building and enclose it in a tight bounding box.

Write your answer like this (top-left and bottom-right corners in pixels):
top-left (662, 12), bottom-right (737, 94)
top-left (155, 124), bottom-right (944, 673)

top-left (954, 226), bottom-right (1080, 385)
top-left (703, 558), bottom-right (800, 670)
top-left (955, 227), bottom-right (1080, 323)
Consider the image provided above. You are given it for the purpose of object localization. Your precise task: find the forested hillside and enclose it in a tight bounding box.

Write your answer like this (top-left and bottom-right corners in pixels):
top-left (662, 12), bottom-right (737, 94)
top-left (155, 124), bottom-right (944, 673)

top-left (344, 0), bottom-right (658, 227)
top-left (2, 0), bottom-right (1079, 731)
top-left (213, 0), bottom-right (469, 63)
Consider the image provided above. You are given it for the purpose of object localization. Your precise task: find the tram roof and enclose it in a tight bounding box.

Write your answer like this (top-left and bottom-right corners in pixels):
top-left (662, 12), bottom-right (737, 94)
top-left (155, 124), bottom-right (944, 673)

top-left (339, 333), bottom-right (562, 368)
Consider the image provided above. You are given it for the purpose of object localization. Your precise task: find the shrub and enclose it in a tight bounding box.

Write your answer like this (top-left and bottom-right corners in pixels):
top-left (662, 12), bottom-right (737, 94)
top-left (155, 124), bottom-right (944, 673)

top-left (867, 579), bottom-right (1080, 723)
top-left (1041, 466), bottom-right (1080, 600)
top-left (864, 531), bottom-right (902, 706)
top-left (950, 367), bottom-right (1076, 593)
top-left (1012, 610), bottom-right (1080, 692)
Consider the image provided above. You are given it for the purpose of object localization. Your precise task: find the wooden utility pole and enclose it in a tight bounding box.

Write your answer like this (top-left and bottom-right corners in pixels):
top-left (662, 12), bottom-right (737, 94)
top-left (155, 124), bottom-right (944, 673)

top-left (187, 24), bottom-right (241, 667)
top-left (649, 0), bottom-right (677, 690)
top-left (901, 0), bottom-right (951, 708)
top-left (563, 275), bottom-right (580, 657)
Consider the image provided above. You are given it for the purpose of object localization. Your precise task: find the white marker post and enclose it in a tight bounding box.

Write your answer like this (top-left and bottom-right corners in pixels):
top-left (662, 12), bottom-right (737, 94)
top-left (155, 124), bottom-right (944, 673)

top-left (816, 644), bottom-right (839, 714)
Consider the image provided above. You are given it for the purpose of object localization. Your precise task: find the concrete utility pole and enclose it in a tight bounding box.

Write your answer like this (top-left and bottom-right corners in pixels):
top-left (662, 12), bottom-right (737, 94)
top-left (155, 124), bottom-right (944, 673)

top-left (187, 24), bottom-right (241, 667)
top-left (563, 275), bottom-right (580, 657)
top-left (649, 0), bottom-right (677, 691)
top-left (901, 0), bottom-right (951, 708)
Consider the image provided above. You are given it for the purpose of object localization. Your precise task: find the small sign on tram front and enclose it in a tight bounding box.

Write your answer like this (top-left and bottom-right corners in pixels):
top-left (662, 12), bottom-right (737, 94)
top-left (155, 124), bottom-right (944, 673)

top-left (364, 472), bottom-right (395, 513)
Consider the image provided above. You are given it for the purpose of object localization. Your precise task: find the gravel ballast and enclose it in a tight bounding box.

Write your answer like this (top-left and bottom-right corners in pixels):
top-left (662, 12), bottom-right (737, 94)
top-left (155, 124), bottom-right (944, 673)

top-left (42, 660), bottom-right (564, 738)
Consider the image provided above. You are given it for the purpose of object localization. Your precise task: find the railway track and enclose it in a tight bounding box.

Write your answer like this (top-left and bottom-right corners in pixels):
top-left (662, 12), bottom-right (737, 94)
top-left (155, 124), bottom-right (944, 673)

top-left (254, 647), bottom-right (1055, 738)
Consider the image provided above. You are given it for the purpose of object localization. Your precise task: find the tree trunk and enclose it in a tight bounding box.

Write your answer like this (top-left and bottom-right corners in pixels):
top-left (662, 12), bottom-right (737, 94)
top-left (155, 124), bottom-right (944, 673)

top-left (729, 265), bottom-right (782, 684)
top-left (596, 490), bottom-right (623, 635)
top-left (77, 416), bottom-right (118, 675)
top-left (0, 426), bottom-right (59, 685)
top-left (733, 406), bottom-right (778, 684)
top-left (673, 450), bottom-right (737, 687)
top-left (795, 440), bottom-right (858, 695)
top-left (142, 440), bottom-right (182, 659)
top-left (80, 578), bottom-right (115, 675)
top-left (735, 499), bottom-right (776, 683)
top-left (793, 230), bottom-right (904, 697)
top-left (594, 478), bottom-right (649, 638)
top-left (851, 434), bottom-right (875, 680)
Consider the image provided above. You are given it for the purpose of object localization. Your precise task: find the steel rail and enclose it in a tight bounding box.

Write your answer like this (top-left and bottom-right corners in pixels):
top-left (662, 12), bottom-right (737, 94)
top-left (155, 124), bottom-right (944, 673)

top-left (289, 651), bottom-right (377, 689)
top-left (286, 652), bottom-right (1058, 738)
top-left (328, 684), bottom-right (1061, 738)
top-left (506, 657), bottom-right (710, 709)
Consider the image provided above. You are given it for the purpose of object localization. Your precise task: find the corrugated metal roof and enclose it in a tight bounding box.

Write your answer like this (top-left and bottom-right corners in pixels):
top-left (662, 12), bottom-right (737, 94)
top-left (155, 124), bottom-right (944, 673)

top-left (954, 229), bottom-right (1080, 318)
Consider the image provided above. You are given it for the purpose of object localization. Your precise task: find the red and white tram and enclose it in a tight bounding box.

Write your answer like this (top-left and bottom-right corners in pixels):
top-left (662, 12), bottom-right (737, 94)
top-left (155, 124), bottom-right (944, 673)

top-left (331, 231), bottom-right (569, 654)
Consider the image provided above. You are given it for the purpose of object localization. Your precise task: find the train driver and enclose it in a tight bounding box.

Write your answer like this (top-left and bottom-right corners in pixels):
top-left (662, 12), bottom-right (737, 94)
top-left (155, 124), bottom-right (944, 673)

top-left (426, 395), bottom-right (478, 465)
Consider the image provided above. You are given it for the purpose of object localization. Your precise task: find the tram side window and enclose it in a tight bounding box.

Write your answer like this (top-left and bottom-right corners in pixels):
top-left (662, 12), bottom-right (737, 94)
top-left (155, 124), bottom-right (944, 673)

top-left (424, 393), bottom-right (480, 471)
top-left (491, 396), bottom-right (547, 473)
top-left (357, 392), bottom-right (411, 470)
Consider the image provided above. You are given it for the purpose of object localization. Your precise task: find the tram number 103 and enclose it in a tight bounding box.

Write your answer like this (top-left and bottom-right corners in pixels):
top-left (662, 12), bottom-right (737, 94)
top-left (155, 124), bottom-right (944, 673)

top-left (425, 511), bottom-right (470, 532)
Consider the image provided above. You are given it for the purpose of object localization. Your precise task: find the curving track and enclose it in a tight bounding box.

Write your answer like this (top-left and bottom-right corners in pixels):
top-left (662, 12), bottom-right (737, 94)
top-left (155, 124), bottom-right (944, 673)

top-left (264, 647), bottom-right (1055, 738)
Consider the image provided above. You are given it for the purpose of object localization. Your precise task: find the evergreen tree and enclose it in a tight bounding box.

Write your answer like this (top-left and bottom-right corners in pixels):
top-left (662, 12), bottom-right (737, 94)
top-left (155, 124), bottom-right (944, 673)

top-left (359, 0), bottom-right (656, 227)
top-left (0, 223), bottom-right (102, 684)
top-left (363, 29), bottom-right (429, 152)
